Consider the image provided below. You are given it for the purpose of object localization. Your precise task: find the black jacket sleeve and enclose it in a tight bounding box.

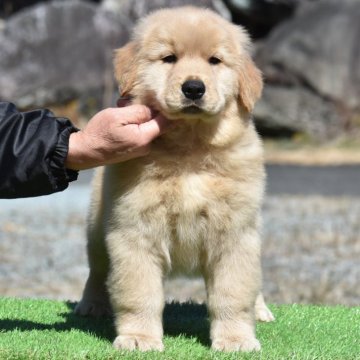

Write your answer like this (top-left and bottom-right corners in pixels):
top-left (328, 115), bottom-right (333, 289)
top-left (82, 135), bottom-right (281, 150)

top-left (0, 102), bottom-right (79, 198)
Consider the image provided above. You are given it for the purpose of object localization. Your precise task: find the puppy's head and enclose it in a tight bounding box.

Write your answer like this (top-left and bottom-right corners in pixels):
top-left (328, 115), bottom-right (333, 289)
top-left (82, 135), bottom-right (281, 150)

top-left (114, 7), bottom-right (262, 121)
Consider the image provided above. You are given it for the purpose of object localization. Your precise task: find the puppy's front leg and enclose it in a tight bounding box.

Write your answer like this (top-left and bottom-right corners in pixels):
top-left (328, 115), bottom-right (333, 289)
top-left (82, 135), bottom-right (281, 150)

top-left (204, 229), bottom-right (261, 352)
top-left (107, 232), bottom-right (165, 352)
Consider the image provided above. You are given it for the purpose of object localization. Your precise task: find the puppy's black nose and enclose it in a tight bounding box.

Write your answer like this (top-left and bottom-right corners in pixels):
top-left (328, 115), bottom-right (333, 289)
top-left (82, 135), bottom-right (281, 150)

top-left (182, 80), bottom-right (206, 100)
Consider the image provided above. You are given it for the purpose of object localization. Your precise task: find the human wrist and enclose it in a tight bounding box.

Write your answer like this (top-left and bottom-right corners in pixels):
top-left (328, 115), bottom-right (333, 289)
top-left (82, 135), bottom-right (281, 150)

top-left (65, 131), bottom-right (99, 170)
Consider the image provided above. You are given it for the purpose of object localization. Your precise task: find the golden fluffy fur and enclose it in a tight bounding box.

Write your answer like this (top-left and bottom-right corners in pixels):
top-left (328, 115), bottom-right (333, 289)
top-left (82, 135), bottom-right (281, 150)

top-left (75, 6), bottom-right (274, 352)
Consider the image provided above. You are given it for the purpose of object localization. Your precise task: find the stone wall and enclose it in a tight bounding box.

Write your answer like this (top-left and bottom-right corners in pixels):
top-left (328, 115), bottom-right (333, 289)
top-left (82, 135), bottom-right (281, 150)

top-left (1, 0), bottom-right (359, 140)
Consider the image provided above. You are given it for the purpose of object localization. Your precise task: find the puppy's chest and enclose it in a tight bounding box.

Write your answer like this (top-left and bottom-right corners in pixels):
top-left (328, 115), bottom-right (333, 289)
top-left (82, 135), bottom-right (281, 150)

top-left (143, 151), bottom-right (235, 214)
top-left (115, 154), bottom-right (241, 271)
top-left (154, 167), bottom-right (239, 271)
top-left (138, 159), bottom-right (238, 237)
top-left (167, 172), bottom-right (229, 212)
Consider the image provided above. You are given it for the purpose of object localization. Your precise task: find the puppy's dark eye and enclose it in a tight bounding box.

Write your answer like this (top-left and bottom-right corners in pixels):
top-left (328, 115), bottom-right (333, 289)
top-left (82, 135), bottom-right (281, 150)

top-left (162, 55), bottom-right (177, 63)
top-left (209, 56), bottom-right (221, 65)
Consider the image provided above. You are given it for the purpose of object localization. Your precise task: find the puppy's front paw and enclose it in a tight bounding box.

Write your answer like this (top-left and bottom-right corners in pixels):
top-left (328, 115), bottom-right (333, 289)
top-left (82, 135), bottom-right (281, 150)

top-left (212, 337), bottom-right (261, 352)
top-left (74, 300), bottom-right (111, 318)
top-left (113, 335), bottom-right (164, 352)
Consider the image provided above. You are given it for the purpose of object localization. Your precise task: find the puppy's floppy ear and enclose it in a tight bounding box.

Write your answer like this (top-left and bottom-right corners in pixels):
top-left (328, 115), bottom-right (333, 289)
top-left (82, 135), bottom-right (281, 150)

top-left (113, 42), bottom-right (138, 97)
top-left (237, 55), bottom-right (263, 113)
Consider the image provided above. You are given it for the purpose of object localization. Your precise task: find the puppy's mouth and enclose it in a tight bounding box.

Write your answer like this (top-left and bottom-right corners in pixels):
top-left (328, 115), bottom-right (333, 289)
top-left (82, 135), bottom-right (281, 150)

top-left (181, 105), bottom-right (204, 114)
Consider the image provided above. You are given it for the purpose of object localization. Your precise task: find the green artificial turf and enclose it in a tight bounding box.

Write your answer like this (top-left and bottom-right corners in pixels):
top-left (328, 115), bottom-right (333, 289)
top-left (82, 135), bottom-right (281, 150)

top-left (0, 297), bottom-right (359, 359)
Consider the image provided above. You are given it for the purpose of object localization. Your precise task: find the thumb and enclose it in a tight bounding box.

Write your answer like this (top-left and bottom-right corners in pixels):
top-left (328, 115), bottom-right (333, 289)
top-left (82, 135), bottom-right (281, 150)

top-left (138, 115), bottom-right (173, 141)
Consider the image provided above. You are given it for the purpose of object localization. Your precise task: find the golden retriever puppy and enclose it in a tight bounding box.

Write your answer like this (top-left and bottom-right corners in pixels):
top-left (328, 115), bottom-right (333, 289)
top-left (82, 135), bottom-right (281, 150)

top-left (75, 6), bottom-right (274, 352)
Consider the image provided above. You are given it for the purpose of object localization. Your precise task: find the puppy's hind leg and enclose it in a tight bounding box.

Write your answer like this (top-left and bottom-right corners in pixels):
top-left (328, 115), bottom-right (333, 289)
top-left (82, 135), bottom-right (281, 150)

top-left (255, 292), bottom-right (275, 322)
top-left (75, 194), bottom-right (111, 318)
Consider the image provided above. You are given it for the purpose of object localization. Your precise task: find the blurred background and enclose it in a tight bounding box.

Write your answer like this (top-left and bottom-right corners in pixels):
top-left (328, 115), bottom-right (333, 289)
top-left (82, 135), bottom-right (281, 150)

top-left (0, 0), bottom-right (359, 306)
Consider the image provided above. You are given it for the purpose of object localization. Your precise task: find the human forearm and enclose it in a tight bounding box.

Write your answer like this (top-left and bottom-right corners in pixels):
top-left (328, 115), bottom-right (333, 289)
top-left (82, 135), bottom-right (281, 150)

top-left (0, 102), bottom-right (78, 198)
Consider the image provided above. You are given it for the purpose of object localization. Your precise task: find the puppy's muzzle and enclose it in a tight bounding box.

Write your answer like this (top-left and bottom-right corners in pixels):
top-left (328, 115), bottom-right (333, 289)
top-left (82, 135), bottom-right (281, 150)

top-left (182, 80), bottom-right (206, 100)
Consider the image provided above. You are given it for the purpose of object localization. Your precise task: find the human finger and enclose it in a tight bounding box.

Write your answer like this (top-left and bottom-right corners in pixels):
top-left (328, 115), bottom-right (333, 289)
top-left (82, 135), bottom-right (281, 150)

top-left (110, 104), bottom-right (153, 125)
top-left (138, 114), bottom-right (174, 141)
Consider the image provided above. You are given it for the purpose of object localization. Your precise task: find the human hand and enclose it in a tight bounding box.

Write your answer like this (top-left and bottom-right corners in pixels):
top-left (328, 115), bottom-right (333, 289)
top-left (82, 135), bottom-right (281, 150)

top-left (65, 105), bottom-right (170, 170)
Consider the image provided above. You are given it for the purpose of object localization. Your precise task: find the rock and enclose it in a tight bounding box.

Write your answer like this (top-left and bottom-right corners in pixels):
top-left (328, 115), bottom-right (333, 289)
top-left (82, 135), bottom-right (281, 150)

top-left (0, 0), bottom-right (45, 18)
top-left (0, 0), bottom-right (102, 18)
top-left (254, 0), bottom-right (360, 140)
top-left (0, 1), bottom-right (130, 108)
top-left (223, 0), bottom-right (301, 38)
top-left (101, 0), bottom-right (231, 22)
top-left (255, 86), bottom-right (345, 140)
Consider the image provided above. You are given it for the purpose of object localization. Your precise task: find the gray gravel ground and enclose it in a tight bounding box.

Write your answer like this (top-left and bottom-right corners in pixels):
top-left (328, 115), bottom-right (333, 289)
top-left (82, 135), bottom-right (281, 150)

top-left (0, 167), bottom-right (359, 305)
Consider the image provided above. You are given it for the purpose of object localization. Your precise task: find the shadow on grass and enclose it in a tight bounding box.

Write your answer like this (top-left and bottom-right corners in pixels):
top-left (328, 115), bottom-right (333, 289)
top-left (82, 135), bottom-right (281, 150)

top-left (0, 301), bottom-right (210, 346)
top-left (163, 302), bottom-right (210, 346)
top-left (0, 302), bottom-right (115, 341)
